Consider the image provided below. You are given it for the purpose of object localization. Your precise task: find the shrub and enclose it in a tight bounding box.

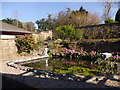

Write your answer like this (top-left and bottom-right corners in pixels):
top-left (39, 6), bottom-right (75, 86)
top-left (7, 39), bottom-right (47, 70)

top-left (94, 58), bottom-right (118, 75)
top-left (15, 34), bottom-right (37, 54)
top-left (75, 29), bottom-right (84, 40)
top-left (115, 9), bottom-right (120, 22)
top-left (105, 18), bottom-right (118, 24)
top-left (56, 25), bottom-right (75, 40)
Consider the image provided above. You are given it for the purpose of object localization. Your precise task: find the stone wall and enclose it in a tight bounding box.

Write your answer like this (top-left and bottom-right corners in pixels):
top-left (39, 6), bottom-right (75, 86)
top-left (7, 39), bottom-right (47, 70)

top-left (76, 40), bottom-right (120, 52)
top-left (0, 39), bottom-right (18, 61)
top-left (75, 23), bottom-right (120, 39)
top-left (32, 30), bottom-right (52, 42)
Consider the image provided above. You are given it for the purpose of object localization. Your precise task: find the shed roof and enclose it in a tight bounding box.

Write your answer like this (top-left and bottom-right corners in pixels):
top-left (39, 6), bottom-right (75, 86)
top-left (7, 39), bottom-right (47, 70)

top-left (0, 21), bottom-right (32, 35)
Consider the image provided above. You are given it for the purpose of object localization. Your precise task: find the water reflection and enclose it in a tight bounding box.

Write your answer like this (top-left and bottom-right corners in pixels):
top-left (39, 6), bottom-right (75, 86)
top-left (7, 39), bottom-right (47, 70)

top-left (22, 58), bottom-right (100, 76)
top-left (45, 58), bottom-right (48, 66)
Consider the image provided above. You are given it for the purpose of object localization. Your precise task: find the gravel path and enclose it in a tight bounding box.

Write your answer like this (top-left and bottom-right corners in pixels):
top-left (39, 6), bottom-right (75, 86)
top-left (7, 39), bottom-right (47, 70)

top-left (1, 55), bottom-right (120, 89)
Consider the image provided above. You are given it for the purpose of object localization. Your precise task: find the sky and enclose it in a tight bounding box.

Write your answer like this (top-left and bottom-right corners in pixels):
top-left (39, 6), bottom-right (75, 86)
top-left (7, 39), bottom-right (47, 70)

top-left (0, 1), bottom-right (119, 25)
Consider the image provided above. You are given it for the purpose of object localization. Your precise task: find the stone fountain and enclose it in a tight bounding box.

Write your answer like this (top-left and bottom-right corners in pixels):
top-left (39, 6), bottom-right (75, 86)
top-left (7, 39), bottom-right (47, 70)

top-left (42, 48), bottom-right (49, 56)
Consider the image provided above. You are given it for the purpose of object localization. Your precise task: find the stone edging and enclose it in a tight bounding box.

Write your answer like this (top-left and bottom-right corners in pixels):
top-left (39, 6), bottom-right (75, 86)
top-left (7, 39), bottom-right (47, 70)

top-left (6, 55), bottom-right (120, 83)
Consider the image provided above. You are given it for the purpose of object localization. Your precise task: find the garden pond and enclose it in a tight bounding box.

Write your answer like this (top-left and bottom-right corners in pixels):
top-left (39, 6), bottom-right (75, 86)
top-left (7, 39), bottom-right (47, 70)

top-left (21, 57), bottom-right (111, 76)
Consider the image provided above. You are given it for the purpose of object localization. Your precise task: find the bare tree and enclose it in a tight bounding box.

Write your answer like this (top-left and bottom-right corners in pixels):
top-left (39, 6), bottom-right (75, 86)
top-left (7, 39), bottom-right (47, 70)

top-left (102, 1), bottom-right (113, 21)
top-left (11, 10), bottom-right (19, 27)
top-left (101, 0), bottom-right (119, 21)
top-left (23, 22), bottom-right (35, 32)
top-left (54, 7), bottom-right (100, 27)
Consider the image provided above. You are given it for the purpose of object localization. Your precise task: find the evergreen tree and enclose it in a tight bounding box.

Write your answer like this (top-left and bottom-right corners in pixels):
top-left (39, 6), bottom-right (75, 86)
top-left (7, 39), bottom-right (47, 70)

top-left (2, 18), bottom-right (23, 28)
top-left (36, 18), bottom-right (48, 31)
top-left (2, 18), bottom-right (13, 24)
top-left (115, 9), bottom-right (120, 22)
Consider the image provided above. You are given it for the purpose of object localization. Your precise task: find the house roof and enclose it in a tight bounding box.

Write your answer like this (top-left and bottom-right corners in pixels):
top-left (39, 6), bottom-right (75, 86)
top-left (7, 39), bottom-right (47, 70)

top-left (0, 21), bottom-right (32, 35)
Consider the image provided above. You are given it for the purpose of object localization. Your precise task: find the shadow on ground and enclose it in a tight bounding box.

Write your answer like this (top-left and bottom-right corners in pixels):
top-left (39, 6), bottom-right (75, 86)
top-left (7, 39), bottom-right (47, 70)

top-left (1, 71), bottom-right (120, 89)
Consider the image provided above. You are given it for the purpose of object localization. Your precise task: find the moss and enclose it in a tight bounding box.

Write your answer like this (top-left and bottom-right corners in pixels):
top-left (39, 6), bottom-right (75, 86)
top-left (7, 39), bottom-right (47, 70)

top-left (53, 66), bottom-right (99, 76)
top-left (22, 58), bottom-right (100, 76)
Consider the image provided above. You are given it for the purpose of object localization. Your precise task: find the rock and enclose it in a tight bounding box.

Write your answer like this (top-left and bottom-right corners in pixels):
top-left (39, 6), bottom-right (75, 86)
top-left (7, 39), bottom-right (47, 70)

top-left (67, 77), bottom-right (74, 81)
top-left (53, 76), bottom-right (59, 80)
top-left (52, 53), bottom-right (56, 56)
top-left (48, 73), bottom-right (55, 77)
top-left (56, 53), bottom-right (60, 56)
top-left (60, 53), bottom-right (65, 57)
top-left (86, 77), bottom-right (97, 83)
top-left (75, 75), bottom-right (85, 79)
top-left (16, 67), bottom-right (20, 70)
top-left (101, 52), bottom-right (112, 60)
top-left (62, 74), bottom-right (66, 76)
top-left (81, 76), bottom-right (92, 82)
top-left (76, 78), bottom-right (81, 82)
top-left (7, 62), bottom-right (14, 66)
top-left (55, 73), bottom-right (64, 80)
top-left (117, 63), bottom-right (120, 74)
top-left (86, 76), bottom-right (105, 83)
top-left (39, 70), bottom-right (46, 74)
top-left (113, 75), bottom-right (120, 80)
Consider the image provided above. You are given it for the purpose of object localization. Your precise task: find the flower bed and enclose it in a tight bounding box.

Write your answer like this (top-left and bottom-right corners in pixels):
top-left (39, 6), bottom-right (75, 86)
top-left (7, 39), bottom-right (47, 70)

top-left (62, 48), bottom-right (100, 61)
top-left (15, 34), bottom-right (38, 54)
top-left (61, 48), bottom-right (120, 62)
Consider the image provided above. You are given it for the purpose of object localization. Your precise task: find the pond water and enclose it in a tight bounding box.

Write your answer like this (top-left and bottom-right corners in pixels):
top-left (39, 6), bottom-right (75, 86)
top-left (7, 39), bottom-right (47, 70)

top-left (22, 57), bottom-right (101, 76)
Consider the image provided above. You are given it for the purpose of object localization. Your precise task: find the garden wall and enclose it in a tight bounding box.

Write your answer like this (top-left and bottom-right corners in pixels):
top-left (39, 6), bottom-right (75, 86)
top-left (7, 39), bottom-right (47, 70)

top-left (32, 30), bottom-right (52, 42)
top-left (76, 40), bottom-right (120, 53)
top-left (74, 23), bottom-right (120, 52)
top-left (0, 39), bottom-right (18, 61)
top-left (75, 23), bottom-right (120, 39)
